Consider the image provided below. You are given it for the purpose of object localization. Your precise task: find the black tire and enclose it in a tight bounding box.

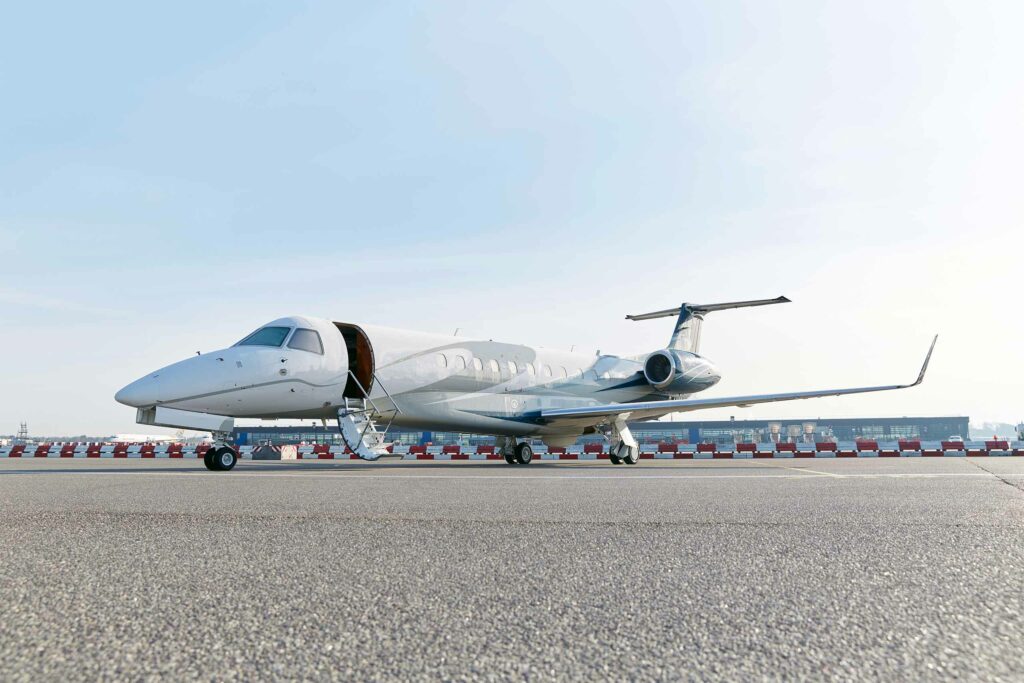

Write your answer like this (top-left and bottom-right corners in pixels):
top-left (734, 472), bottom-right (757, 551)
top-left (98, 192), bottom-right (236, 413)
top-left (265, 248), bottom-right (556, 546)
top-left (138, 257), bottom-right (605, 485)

top-left (514, 442), bottom-right (533, 465)
top-left (204, 449), bottom-right (219, 471)
top-left (216, 447), bottom-right (238, 471)
top-left (608, 452), bottom-right (622, 465)
top-left (504, 452), bottom-right (516, 465)
top-left (622, 445), bottom-right (639, 465)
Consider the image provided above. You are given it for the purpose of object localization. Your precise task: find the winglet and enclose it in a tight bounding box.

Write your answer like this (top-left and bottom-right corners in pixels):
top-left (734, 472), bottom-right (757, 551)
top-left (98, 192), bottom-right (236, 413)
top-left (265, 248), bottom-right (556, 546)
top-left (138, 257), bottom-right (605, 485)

top-left (911, 335), bottom-right (938, 387)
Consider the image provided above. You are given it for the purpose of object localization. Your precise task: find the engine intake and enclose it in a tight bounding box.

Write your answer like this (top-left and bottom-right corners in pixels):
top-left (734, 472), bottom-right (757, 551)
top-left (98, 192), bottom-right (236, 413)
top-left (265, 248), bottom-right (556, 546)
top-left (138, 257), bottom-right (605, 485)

top-left (643, 350), bottom-right (681, 390)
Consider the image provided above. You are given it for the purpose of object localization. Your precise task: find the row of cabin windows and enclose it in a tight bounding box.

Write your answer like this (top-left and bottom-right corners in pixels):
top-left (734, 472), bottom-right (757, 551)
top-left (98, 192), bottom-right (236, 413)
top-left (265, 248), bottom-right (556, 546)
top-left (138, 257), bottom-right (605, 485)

top-left (437, 353), bottom-right (583, 380)
top-left (234, 327), bottom-right (584, 379)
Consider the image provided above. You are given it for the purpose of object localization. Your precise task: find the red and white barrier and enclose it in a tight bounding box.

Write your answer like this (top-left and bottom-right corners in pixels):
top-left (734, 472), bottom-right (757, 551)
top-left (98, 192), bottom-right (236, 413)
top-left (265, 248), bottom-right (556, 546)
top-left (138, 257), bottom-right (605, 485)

top-left (1, 440), bottom-right (1021, 461)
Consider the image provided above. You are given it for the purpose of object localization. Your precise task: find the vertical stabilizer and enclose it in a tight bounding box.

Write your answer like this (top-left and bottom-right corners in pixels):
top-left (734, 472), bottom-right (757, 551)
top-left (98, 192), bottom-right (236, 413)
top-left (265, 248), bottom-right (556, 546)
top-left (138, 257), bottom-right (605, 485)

top-left (668, 305), bottom-right (703, 353)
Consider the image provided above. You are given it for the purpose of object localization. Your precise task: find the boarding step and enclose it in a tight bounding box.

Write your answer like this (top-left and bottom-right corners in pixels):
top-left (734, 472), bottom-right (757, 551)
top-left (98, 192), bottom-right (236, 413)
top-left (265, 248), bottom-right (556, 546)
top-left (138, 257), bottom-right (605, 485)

top-left (337, 400), bottom-right (390, 461)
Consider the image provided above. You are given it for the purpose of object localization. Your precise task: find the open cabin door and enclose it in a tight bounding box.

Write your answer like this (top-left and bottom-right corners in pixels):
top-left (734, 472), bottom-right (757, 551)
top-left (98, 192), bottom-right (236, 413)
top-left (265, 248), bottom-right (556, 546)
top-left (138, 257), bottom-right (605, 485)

top-left (334, 322), bottom-right (375, 399)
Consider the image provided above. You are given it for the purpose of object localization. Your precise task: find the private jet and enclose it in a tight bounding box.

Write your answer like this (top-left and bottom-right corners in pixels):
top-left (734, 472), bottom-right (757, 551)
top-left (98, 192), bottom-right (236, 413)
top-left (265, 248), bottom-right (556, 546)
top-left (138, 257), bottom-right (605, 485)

top-left (115, 297), bottom-right (937, 471)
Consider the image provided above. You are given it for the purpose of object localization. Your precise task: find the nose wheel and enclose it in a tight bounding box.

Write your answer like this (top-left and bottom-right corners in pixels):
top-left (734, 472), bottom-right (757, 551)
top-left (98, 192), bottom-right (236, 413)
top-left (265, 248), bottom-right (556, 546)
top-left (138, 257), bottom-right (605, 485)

top-left (204, 446), bottom-right (238, 471)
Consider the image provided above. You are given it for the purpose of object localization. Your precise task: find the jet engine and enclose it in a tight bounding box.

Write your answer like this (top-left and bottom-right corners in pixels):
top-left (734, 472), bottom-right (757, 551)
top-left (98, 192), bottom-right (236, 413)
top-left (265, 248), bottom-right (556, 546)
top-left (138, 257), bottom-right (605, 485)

top-left (642, 349), bottom-right (720, 394)
top-left (643, 350), bottom-right (683, 390)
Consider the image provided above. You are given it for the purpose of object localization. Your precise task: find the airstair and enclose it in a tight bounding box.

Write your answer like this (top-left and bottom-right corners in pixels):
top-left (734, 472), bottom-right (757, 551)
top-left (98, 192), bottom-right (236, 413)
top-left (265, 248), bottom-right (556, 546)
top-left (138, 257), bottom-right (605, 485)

top-left (336, 372), bottom-right (401, 461)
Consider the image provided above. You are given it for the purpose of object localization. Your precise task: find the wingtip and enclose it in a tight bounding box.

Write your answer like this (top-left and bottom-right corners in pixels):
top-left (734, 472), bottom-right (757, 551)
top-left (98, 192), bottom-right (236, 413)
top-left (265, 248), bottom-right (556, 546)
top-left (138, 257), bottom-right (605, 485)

top-left (777, 295), bottom-right (792, 303)
top-left (913, 334), bottom-right (939, 386)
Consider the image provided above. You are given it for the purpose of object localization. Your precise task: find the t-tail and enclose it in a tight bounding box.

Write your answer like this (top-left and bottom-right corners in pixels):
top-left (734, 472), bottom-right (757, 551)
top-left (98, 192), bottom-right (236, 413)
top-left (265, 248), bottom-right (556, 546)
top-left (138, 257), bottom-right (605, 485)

top-left (625, 296), bottom-right (791, 354)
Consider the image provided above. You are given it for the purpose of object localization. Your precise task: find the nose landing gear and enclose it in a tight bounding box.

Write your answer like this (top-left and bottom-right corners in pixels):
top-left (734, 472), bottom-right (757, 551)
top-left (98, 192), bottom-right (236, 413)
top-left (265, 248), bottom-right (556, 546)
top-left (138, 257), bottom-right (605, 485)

top-left (204, 434), bottom-right (238, 471)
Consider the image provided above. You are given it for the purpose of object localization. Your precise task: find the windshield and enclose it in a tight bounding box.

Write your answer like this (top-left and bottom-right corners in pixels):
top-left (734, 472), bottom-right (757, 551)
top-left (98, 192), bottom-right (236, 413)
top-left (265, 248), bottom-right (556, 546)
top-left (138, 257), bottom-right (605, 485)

top-left (287, 328), bottom-right (324, 354)
top-left (236, 326), bottom-right (292, 347)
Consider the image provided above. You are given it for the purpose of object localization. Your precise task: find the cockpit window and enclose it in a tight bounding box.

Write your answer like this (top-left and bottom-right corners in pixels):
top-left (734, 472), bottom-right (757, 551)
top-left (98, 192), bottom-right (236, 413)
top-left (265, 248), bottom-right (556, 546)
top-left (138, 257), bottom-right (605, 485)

top-left (287, 328), bottom-right (324, 355)
top-left (236, 326), bottom-right (292, 348)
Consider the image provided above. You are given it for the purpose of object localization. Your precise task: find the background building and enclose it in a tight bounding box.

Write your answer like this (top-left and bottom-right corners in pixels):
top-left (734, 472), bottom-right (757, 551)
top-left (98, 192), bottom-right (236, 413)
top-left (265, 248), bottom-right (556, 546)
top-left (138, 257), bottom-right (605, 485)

top-left (234, 416), bottom-right (970, 447)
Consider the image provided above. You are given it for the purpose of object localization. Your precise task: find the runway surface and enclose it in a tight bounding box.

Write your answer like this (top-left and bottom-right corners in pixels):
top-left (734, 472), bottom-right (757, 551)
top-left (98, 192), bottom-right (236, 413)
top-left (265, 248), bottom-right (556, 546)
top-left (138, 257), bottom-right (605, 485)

top-left (1, 458), bottom-right (1022, 681)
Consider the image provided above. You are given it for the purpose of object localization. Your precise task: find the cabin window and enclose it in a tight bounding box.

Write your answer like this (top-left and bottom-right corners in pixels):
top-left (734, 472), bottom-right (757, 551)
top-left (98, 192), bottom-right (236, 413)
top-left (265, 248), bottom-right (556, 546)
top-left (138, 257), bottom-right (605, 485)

top-left (437, 354), bottom-right (448, 368)
top-left (236, 326), bottom-right (291, 348)
top-left (560, 367), bottom-right (569, 379)
top-left (543, 365), bottom-right (552, 378)
top-left (508, 360), bottom-right (518, 375)
top-left (526, 363), bottom-right (535, 376)
top-left (473, 358), bottom-right (483, 372)
top-left (488, 359), bottom-right (500, 374)
top-left (287, 328), bottom-right (324, 355)
top-left (455, 355), bottom-right (466, 371)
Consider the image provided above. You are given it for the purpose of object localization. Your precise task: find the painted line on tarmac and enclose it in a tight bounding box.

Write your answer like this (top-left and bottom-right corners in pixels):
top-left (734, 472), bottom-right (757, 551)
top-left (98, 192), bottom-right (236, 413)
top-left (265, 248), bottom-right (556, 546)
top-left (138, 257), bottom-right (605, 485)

top-left (747, 460), bottom-right (844, 478)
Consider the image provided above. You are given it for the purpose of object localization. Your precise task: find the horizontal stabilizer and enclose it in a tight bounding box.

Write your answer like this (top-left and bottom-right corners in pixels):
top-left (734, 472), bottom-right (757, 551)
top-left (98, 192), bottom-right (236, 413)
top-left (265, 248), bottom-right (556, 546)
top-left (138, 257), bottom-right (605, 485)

top-left (625, 296), bottom-right (791, 321)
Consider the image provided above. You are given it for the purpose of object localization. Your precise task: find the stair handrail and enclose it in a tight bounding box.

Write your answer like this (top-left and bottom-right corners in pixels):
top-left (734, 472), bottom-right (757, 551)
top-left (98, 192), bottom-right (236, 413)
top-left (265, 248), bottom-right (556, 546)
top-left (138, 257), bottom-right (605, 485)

top-left (372, 371), bottom-right (402, 415)
top-left (344, 371), bottom-right (379, 414)
top-left (342, 370), bottom-right (401, 447)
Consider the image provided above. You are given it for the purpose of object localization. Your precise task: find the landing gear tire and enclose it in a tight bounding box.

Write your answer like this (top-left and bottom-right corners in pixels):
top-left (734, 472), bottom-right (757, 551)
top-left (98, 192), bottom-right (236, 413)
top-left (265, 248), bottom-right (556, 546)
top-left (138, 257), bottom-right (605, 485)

top-left (205, 447), bottom-right (237, 472)
top-left (621, 445), bottom-right (639, 465)
top-left (504, 452), bottom-right (516, 465)
top-left (608, 452), bottom-right (623, 465)
top-left (514, 442), bottom-right (533, 465)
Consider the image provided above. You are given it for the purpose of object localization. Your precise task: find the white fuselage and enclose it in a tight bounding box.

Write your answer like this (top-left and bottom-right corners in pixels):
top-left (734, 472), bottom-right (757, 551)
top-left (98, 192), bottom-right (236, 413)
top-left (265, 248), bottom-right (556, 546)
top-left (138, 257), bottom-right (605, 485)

top-left (116, 315), bottom-right (721, 442)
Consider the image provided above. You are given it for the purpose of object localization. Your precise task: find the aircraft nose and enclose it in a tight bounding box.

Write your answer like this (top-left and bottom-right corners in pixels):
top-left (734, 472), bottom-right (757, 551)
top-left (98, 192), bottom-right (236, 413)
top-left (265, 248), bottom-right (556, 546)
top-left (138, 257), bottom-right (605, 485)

top-left (115, 375), bottom-right (160, 408)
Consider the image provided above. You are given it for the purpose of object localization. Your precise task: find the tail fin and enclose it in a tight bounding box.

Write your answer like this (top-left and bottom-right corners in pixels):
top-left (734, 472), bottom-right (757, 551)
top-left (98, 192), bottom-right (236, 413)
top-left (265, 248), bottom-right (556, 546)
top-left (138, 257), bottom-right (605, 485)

top-left (626, 296), bottom-right (791, 354)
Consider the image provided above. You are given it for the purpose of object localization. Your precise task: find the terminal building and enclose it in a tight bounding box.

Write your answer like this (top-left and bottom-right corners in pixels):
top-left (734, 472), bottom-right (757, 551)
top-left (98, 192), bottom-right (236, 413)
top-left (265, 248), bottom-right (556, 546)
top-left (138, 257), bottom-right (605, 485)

top-left (234, 416), bottom-right (970, 447)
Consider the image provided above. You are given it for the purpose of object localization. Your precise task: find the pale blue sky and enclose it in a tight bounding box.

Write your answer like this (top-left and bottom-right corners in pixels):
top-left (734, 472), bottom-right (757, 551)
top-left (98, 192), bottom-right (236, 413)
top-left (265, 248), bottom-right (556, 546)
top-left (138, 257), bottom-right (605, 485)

top-left (1, 1), bottom-right (1021, 435)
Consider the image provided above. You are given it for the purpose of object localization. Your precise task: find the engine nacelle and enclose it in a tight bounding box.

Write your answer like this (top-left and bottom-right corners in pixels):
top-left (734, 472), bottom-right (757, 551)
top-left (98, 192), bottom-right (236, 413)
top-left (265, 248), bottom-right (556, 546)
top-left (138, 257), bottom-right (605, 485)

top-left (643, 349), bottom-right (721, 394)
top-left (643, 350), bottom-right (683, 390)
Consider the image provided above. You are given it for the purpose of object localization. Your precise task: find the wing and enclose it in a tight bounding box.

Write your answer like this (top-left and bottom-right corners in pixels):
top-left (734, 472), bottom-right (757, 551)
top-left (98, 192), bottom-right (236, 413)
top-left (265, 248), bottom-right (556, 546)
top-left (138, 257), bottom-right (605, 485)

top-left (540, 335), bottom-right (937, 429)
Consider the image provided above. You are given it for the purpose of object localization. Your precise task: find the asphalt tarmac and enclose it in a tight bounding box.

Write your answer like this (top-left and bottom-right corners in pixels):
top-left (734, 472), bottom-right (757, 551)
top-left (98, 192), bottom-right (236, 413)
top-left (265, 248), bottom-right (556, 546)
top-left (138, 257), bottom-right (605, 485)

top-left (1, 457), bottom-right (1022, 681)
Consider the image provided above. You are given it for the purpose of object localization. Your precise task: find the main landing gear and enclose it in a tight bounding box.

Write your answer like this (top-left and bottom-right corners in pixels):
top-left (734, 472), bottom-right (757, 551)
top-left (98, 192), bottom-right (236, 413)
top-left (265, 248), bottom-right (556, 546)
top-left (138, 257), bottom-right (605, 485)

top-left (204, 434), bottom-right (238, 472)
top-left (608, 441), bottom-right (639, 465)
top-left (607, 419), bottom-right (640, 466)
top-left (499, 437), bottom-right (533, 465)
